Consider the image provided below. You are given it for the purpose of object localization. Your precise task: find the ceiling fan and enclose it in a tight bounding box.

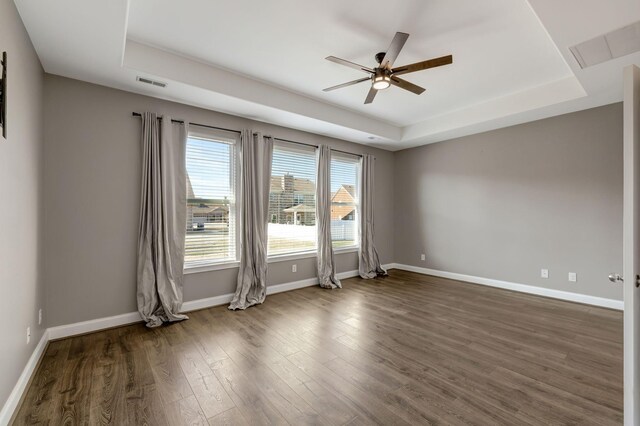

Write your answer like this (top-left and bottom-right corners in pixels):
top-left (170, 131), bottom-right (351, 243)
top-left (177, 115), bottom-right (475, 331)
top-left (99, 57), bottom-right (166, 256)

top-left (323, 32), bottom-right (453, 104)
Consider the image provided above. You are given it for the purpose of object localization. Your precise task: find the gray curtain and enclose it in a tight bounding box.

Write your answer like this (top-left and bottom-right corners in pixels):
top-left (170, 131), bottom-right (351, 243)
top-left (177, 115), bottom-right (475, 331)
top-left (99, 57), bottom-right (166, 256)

top-left (359, 153), bottom-right (387, 279)
top-left (137, 112), bottom-right (189, 327)
top-left (229, 131), bottom-right (273, 310)
top-left (316, 145), bottom-right (341, 289)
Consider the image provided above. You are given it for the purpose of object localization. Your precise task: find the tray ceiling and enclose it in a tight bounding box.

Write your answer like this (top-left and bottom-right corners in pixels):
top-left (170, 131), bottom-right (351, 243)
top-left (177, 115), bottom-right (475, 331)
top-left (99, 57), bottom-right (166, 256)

top-left (14, 0), bottom-right (640, 150)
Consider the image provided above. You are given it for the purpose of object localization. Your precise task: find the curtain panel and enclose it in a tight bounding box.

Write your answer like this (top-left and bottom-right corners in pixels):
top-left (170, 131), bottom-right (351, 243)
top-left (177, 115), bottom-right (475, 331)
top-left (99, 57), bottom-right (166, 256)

top-left (359, 153), bottom-right (387, 279)
top-left (316, 145), bottom-right (342, 289)
top-left (136, 112), bottom-right (189, 327)
top-left (229, 131), bottom-right (274, 310)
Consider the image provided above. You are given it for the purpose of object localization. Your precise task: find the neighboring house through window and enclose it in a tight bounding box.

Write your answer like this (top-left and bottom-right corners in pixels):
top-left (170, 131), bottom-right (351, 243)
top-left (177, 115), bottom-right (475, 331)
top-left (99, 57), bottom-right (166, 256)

top-left (184, 130), bottom-right (238, 268)
top-left (330, 153), bottom-right (360, 248)
top-left (268, 141), bottom-right (317, 256)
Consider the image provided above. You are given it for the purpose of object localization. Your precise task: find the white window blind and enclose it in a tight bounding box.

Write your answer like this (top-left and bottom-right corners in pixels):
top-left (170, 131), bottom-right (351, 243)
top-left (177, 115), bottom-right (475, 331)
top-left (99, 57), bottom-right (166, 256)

top-left (268, 141), bottom-right (317, 256)
top-left (331, 153), bottom-right (360, 248)
top-left (184, 134), bottom-right (237, 267)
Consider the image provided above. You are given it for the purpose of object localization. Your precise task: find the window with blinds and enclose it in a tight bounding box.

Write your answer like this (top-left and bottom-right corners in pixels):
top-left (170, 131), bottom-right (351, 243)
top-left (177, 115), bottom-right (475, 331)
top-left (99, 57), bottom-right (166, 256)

top-left (268, 141), bottom-right (317, 256)
top-left (331, 153), bottom-right (360, 248)
top-left (184, 133), bottom-right (237, 268)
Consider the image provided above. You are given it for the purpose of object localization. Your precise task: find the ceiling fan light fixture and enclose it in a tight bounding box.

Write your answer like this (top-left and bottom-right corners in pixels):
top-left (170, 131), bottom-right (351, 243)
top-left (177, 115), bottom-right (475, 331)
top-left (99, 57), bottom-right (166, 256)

top-left (372, 74), bottom-right (391, 90)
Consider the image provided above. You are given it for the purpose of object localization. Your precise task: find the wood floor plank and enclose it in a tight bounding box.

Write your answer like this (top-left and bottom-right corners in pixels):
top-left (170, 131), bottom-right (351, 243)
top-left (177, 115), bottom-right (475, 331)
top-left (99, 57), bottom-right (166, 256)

top-left (125, 384), bottom-right (169, 426)
top-left (142, 331), bottom-right (193, 405)
top-left (207, 407), bottom-right (248, 426)
top-left (286, 350), bottom-right (412, 425)
top-left (89, 333), bottom-right (127, 425)
top-left (210, 358), bottom-right (288, 425)
top-left (164, 395), bottom-right (208, 426)
top-left (14, 270), bottom-right (623, 425)
top-left (51, 353), bottom-right (96, 425)
top-left (188, 373), bottom-right (235, 419)
top-left (119, 327), bottom-right (156, 394)
top-left (256, 347), bottom-right (360, 425)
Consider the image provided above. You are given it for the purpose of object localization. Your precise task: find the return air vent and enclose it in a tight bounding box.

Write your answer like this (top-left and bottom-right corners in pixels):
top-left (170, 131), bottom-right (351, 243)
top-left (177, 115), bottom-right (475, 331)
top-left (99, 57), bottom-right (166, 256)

top-left (570, 21), bottom-right (640, 69)
top-left (136, 76), bottom-right (167, 88)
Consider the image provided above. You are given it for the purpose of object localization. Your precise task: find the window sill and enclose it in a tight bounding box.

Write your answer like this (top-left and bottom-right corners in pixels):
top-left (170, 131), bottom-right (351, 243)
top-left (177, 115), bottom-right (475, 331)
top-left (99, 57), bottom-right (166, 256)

top-left (268, 251), bottom-right (317, 263)
top-left (267, 246), bottom-right (359, 264)
top-left (184, 260), bottom-right (240, 274)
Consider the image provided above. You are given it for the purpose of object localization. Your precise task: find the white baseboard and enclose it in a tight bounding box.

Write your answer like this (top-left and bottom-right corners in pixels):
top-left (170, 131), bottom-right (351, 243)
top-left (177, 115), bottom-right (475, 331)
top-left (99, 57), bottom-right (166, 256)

top-left (267, 276), bottom-right (321, 295)
top-left (181, 294), bottom-right (235, 312)
top-left (0, 330), bottom-right (49, 426)
top-left (390, 263), bottom-right (624, 310)
top-left (47, 311), bottom-right (142, 341)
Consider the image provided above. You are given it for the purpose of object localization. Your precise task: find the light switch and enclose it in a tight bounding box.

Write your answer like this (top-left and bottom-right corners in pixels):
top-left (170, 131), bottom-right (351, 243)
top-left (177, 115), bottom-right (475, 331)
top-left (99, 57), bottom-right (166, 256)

top-left (541, 269), bottom-right (549, 279)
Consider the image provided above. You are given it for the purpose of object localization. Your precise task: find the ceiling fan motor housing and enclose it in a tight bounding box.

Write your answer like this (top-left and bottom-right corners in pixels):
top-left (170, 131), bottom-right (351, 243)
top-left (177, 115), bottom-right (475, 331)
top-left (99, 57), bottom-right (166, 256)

top-left (375, 52), bottom-right (386, 65)
top-left (372, 68), bottom-right (391, 90)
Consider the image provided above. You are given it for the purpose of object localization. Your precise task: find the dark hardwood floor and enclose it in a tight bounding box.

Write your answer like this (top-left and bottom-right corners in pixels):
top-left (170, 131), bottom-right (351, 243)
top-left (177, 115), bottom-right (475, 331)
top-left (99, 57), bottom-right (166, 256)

top-left (13, 270), bottom-right (623, 425)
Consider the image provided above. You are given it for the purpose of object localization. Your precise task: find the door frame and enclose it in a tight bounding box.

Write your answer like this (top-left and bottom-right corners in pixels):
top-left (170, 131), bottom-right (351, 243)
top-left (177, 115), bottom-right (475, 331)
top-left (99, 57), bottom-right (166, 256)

top-left (623, 64), bottom-right (640, 426)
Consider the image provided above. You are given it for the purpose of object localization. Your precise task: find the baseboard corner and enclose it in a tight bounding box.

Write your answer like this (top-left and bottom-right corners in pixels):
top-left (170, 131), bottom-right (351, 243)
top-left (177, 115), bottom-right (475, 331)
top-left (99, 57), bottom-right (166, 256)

top-left (0, 329), bottom-right (49, 426)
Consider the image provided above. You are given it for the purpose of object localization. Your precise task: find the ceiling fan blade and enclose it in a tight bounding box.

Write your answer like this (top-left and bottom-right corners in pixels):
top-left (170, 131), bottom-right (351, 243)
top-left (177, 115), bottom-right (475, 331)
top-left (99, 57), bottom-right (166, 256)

top-left (364, 87), bottom-right (378, 104)
top-left (380, 32), bottom-right (410, 69)
top-left (325, 56), bottom-right (374, 74)
top-left (392, 55), bottom-right (453, 76)
top-left (323, 77), bottom-right (370, 92)
top-left (390, 76), bottom-right (425, 95)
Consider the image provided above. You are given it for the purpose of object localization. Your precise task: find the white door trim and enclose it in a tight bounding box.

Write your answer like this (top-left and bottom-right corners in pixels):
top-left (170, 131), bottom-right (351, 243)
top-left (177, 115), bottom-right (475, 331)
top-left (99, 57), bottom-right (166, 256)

top-left (623, 64), bottom-right (640, 426)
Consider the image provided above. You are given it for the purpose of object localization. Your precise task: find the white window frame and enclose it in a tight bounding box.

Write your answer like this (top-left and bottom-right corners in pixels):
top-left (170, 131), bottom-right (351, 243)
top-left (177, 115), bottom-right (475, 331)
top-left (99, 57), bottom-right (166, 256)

top-left (267, 140), bottom-right (318, 259)
top-left (183, 128), bottom-right (240, 273)
top-left (330, 153), bottom-right (361, 251)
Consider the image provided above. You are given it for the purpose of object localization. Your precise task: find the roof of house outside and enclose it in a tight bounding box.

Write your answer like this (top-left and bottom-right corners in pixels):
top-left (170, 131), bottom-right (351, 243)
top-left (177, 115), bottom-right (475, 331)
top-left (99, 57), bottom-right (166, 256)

top-left (331, 184), bottom-right (356, 201)
top-left (190, 205), bottom-right (229, 215)
top-left (283, 204), bottom-right (316, 213)
top-left (342, 184), bottom-right (356, 197)
top-left (331, 206), bottom-right (355, 220)
top-left (270, 176), bottom-right (315, 194)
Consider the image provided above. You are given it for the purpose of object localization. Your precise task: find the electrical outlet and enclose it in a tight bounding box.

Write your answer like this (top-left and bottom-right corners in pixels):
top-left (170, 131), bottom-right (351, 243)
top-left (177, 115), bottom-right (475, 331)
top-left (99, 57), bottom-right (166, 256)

top-left (568, 272), bottom-right (577, 282)
top-left (38, 309), bottom-right (42, 325)
top-left (420, 254), bottom-right (425, 261)
top-left (292, 264), bottom-right (297, 273)
top-left (541, 269), bottom-right (549, 279)
top-left (26, 327), bottom-right (31, 344)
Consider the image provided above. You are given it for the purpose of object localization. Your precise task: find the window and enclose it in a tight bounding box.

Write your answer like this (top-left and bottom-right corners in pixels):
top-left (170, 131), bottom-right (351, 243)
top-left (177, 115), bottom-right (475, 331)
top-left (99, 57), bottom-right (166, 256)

top-left (184, 131), bottom-right (237, 268)
top-left (268, 141), bottom-right (317, 256)
top-left (330, 153), bottom-right (360, 248)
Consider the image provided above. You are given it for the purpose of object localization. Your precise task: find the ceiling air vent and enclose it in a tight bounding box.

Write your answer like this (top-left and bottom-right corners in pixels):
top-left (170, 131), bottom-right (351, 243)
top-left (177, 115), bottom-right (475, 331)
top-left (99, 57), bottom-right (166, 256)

top-left (570, 21), bottom-right (640, 69)
top-left (136, 76), bottom-right (167, 88)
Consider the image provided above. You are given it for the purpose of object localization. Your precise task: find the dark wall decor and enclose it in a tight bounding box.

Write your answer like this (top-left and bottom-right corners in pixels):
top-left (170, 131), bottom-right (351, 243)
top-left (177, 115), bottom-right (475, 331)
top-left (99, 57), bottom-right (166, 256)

top-left (0, 51), bottom-right (6, 138)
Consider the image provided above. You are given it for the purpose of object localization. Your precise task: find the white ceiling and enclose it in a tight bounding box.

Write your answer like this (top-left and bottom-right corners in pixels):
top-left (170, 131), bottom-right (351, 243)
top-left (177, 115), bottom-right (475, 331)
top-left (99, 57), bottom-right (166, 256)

top-left (14, 0), bottom-right (640, 150)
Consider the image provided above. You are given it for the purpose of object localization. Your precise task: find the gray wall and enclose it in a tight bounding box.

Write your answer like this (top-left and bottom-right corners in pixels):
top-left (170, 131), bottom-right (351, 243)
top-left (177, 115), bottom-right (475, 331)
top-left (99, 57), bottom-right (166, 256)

top-left (394, 103), bottom-right (624, 301)
top-left (0, 0), bottom-right (45, 411)
top-left (43, 75), bottom-right (395, 327)
top-left (41, 71), bottom-right (625, 328)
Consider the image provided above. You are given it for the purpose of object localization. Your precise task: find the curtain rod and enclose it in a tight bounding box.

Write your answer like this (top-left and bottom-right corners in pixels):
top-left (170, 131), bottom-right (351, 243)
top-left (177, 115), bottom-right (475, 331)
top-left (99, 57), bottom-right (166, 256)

top-left (132, 112), bottom-right (240, 135)
top-left (132, 112), bottom-right (363, 158)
